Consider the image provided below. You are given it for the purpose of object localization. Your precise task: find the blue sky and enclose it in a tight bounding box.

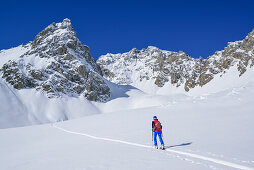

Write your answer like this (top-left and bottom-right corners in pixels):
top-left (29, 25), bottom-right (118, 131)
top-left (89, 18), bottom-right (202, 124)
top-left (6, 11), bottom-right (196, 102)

top-left (1, 0), bottom-right (254, 59)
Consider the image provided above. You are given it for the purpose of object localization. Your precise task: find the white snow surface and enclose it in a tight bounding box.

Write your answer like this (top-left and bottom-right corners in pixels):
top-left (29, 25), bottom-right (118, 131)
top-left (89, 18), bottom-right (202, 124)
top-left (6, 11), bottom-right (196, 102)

top-left (0, 65), bottom-right (254, 169)
top-left (0, 44), bottom-right (30, 67)
top-left (0, 78), bottom-right (99, 129)
top-left (1, 81), bottom-right (254, 169)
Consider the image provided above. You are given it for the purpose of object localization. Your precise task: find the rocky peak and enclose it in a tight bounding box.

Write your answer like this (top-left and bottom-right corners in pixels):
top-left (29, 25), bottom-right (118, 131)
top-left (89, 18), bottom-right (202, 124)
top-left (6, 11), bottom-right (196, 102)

top-left (32, 18), bottom-right (74, 47)
top-left (0, 19), bottom-right (110, 102)
top-left (29, 18), bottom-right (98, 69)
top-left (62, 18), bottom-right (72, 26)
top-left (97, 29), bottom-right (254, 92)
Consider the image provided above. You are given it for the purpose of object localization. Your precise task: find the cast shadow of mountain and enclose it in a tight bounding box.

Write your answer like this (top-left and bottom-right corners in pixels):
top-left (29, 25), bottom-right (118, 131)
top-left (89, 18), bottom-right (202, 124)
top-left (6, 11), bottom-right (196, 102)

top-left (165, 142), bottom-right (192, 149)
top-left (105, 80), bottom-right (143, 101)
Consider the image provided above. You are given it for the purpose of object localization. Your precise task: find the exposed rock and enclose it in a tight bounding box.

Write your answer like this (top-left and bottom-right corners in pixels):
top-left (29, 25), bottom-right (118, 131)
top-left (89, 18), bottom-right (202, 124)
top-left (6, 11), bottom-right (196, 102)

top-left (84, 72), bottom-right (110, 102)
top-left (0, 19), bottom-right (110, 102)
top-left (97, 29), bottom-right (254, 91)
top-left (155, 74), bottom-right (168, 87)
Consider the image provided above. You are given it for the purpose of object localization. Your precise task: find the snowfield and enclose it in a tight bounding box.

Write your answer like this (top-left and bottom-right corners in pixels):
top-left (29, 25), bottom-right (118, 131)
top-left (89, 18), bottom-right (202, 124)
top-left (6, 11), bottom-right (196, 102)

top-left (1, 75), bottom-right (254, 169)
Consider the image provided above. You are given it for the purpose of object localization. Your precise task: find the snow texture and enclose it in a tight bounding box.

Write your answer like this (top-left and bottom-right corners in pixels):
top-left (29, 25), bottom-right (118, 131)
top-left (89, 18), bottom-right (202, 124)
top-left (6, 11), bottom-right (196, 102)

top-left (0, 82), bottom-right (254, 169)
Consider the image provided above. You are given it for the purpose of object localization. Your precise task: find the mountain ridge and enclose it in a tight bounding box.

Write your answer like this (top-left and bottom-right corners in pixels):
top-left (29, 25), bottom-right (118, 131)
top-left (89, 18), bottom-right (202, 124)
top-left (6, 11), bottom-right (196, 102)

top-left (0, 19), bottom-right (254, 129)
top-left (97, 29), bottom-right (254, 92)
top-left (1, 19), bottom-right (253, 98)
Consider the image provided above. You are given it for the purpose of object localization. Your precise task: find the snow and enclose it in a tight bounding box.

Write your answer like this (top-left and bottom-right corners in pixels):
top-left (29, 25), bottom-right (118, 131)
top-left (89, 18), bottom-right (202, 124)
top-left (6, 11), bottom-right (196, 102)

top-left (0, 44), bottom-right (30, 67)
top-left (52, 124), bottom-right (252, 170)
top-left (97, 46), bottom-right (194, 86)
top-left (236, 49), bottom-right (246, 53)
top-left (228, 40), bottom-right (242, 47)
top-left (1, 61), bottom-right (254, 169)
top-left (0, 81), bottom-right (254, 169)
top-left (188, 65), bottom-right (254, 96)
top-left (0, 80), bottom-right (30, 128)
top-left (0, 78), bottom-right (99, 128)
top-left (1, 46), bottom-right (254, 170)
top-left (0, 20), bottom-right (254, 170)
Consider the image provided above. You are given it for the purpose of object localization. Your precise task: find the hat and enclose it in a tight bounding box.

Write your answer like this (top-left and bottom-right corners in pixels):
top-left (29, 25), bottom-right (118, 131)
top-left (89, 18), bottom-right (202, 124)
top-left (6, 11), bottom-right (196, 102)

top-left (153, 116), bottom-right (157, 120)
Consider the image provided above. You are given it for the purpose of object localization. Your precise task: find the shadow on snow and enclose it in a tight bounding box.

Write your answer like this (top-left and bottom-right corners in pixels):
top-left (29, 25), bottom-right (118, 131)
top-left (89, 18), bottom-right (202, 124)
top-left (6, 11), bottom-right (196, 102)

top-left (105, 79), bottom-right (142, 101)
top-left (165, 142), bottom-right (192, 149)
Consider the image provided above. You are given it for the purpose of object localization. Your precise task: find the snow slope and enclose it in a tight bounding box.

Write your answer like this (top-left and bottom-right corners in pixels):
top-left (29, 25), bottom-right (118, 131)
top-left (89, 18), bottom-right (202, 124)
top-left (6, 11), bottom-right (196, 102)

top-left (0, 78), bottom-right (100, 128)
top-left (0, 61), bottom-right (254, 129)
top-left (0, 44), bottom-right (30, 67)
top-left (0, 80), bottom-right (254, 170)
top-left (158, 64), bottom-right (254, 96)
top-left (0, 80), bottom-right (29, 128)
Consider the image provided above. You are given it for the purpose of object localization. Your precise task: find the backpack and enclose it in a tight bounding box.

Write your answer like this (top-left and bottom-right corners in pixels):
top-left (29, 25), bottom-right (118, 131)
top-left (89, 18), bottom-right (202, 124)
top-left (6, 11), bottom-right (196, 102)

top-left (153, 120), bottom-right (162, 131)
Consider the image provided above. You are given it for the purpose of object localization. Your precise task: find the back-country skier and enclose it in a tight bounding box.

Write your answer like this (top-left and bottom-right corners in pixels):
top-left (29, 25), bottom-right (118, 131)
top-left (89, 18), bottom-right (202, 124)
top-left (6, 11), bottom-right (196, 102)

top-left (152, 116), bottom-right (165, 149)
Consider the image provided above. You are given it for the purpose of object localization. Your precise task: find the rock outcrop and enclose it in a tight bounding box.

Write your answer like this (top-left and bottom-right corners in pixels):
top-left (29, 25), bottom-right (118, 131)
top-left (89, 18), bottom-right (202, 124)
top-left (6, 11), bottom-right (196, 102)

top-left (0, 18), bottom-right (110, 102)
top-left (97, 29), bottom-right (254, 91)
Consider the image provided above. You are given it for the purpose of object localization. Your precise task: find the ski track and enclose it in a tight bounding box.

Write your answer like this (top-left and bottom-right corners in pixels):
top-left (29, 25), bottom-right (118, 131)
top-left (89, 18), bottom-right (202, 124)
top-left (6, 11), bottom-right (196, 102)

top-left (53, 124), bottom-right (253, 170)
top-left (162, 152), bottom-right (224, 170)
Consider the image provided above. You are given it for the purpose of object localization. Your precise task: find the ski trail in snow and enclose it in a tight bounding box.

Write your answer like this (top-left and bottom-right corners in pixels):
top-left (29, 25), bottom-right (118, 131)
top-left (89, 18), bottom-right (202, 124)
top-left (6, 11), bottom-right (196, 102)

top-left (53, 124), bottom-right (253, 170)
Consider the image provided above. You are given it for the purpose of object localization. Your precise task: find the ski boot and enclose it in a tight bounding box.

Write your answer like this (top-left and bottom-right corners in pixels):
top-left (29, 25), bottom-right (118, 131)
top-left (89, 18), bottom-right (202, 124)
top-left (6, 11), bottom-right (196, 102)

top-left (160, 144), bottom-right (165, 150)
top-left (154, 145), bottom-right (158, 149)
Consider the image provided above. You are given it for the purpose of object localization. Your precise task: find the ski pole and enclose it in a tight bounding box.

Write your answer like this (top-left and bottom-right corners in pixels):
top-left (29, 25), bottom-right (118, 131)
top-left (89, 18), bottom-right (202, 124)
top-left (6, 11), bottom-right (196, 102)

top-left (152, 121), bottom-right (155, 146)
top-left (152, 130), bottom-right (154, 146)
top-left (162, 131), bottom-right (165, 145)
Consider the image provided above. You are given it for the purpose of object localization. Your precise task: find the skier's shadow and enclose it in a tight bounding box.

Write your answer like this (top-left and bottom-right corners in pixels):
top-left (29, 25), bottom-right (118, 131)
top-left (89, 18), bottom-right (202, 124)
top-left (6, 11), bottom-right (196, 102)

top-left (165, 142), bottom-right (192, 149)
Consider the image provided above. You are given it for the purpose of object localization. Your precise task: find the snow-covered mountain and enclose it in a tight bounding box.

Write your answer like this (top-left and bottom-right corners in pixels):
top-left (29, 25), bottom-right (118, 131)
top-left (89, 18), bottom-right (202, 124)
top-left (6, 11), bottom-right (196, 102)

top-left (97, 29), bottom-right (254, 93)
top-left (0, 18), bottom-right (254, 131)
top-left (0, 19), bottom-right (254, 170)
top-left (0, 19), bottom-right (112, 128)
top-left (0, 18), bottom-right (110, 102)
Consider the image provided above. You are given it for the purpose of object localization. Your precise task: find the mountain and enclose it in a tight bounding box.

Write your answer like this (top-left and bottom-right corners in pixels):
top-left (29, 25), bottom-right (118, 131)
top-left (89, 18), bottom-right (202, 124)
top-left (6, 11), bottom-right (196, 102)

top-left (1, 19), bottom-right (254, 170)
top-left (0, 19), bottom-right (254, 130)
top-left (97, 29), bottom-right (254, 93)
top-left (0, 18), bottom-right (110, 102)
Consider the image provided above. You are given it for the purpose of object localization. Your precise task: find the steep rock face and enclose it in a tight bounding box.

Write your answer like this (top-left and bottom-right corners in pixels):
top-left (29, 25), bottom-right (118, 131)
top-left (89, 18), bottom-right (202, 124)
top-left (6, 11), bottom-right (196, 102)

top-left (0, 19), bottom-right (110, 102)
top-left (97, 47), bottom-right (199, 91)
top-left (97, 47), bottom-right (195, 87)
top-left (97, 29), bottom-right (254, 92)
